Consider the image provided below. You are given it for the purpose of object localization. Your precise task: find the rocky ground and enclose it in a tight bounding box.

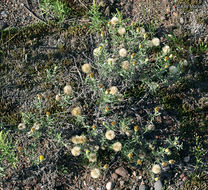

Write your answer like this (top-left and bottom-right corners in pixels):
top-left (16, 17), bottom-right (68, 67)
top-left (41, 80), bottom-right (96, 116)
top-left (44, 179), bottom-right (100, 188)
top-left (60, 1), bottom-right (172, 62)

top-left (0, 0), bottom-right (208, 190)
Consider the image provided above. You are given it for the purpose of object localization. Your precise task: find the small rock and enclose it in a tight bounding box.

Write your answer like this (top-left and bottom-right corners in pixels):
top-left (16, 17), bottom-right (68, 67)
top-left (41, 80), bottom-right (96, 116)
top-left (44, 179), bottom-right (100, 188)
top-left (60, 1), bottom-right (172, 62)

top-left (132, 171), bottom-right (137, 176)
top-left (138, 176), bottom-right (142, 180)
top-left (120, 180), bottom-right (125, 187)
top-left (139, 184), bottom-right (149, 190)
top-left (88, 186), bottom-right (95, 190)
top-left (182, 177), bottom-right (187, 182)
top-left (156, 116), bottom-right (162, 123)
top-left (115, 167), bottom-right (128, 178)
top-left (180, 173), bottom-right (185, 179)
top-left (1, 11), bottom-right (8, 18)
top-left (106, 181), bottom-right (113, 190)
top-left (111, 173), bottom-right (118, 180)
top-left (160, 16), bottom-right (165, 21)
top-left (154, 180), bottom-right (163, 190)
top-left (180, 17), bottom-right (184, 24)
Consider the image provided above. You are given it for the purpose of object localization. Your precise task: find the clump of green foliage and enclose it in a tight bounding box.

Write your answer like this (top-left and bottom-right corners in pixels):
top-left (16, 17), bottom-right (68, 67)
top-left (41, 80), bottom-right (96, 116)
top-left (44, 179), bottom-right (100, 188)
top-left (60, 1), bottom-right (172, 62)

top-left (0, 131), bottom-right (18, 176)
top-left (40, 0), bottom-right (72, 23)
top-left (12, 3), bottom-right (186, 182)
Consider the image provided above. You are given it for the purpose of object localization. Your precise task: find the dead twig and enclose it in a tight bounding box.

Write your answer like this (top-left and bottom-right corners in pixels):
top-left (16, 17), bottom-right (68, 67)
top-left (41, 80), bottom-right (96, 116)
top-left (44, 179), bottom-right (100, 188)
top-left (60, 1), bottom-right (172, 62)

top-left (20, 3), bottom-right (49, 26)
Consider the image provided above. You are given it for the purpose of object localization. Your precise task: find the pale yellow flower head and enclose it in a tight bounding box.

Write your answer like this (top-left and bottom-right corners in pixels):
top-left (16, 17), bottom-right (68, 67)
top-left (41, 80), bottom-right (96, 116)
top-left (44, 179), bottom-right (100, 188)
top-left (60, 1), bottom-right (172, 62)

top-left (122, 61), bottom-right (130, 70)
top-left (107, 58), bottom-right (116, 65)
top-left (30, 127), bottom-right (36, 133)
top-left (128, 152), bottom-right (133, 158)
top-left (72, 135), bottom-right (86, 144)
top-left (37, 94), bottom-right (41, 100)
top-left (111, 17), bottom-right (119, 25)
top-left (148, 124), bottom-right (155, 131)
top-left (91, 168), bottom-right (100, 178)
top-left (119, 48), bottom-right (127, 57)
top-left (18, 123), bottom-right (26, 130)
top-left (134, 125), bottom-right (139, 132)
top-left (149, 144), bottom-right (155, 150)
top-left (137, 159), bottom-right (142, 165)
top-left (140, 27), bottom-right (145, 34)
top-left (180, 59), bottom-right (188, 67)
top-left (162, 45), bottom-right (170, 54)
top-left (71, 136), bottom-right (80, 144)
top-left (103, 164), bottom-right (108, 169)
top-left (118, 27), bottom-right (126, 35)
top-left (78, 135), bottom-right (86, 144)
top-left (109, 86), bottom-right (118, 95)
top-left (152, 164), bottom-right (161, 174)
top-left (147, 40), bottom-right (153, 48)
top-left (112, 142), bottom-right (122, 152)
top-left (89, 153), bottom-right (97, 162)
top-left (55, 94), bottom-right (61, 101)
top-left (71, 107), bottom-right (82, 117)
top-left (152, 38), bottom-right (160, 46)
top-left (155, 177), bottom-right (160, 181)
top-left (93, 48), bottom-right (101, 56)
top-left (165, 148), bottom-right (170, 153)
top-left (162, 162), bottom-right (168, 167)
top-left (64, 85), bottom-right (73, 95)
top-left (33, 122), bottom-right (40, 130)
top-left (82, 64), bottom-right (91, 74)
top-left (105, 130), bottom-right (115, 140)
top-left (169, 159), bottom-right (175, 164)
top-left (169, 66), bottom-right (177, 74)
top-left (71, 146), bottom-right (81, 156)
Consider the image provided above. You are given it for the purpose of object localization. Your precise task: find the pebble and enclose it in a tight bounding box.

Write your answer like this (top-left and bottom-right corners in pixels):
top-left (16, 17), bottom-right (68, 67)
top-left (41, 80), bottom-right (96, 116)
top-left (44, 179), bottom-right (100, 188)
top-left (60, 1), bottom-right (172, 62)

top-left (111, 173), bottom-right (118, 180)
top-left (180, 173), bottom-right (185, 179)
top-left (154, 180), bottom-right (163, 190)
top-left (132, 171), bottom-right (137, 176)
top-left (139, 184), bottom-right (149, 190)
top-left (115, 167), bottom-right (128, 178)
top-left (180, 17), bottom-right (184, 24)
top-left (1, 11), bottom-right (8, 18)
top-left (106, 181), bottom-right (113, 190)
top-left (88, 186), bottom-right (95, 190)
top-left (120, 180), bottom-right (125, 187)
top-left (182, 177), bottom-right (187, 182)
top-left (160, 16), bottom-right (165, 21)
